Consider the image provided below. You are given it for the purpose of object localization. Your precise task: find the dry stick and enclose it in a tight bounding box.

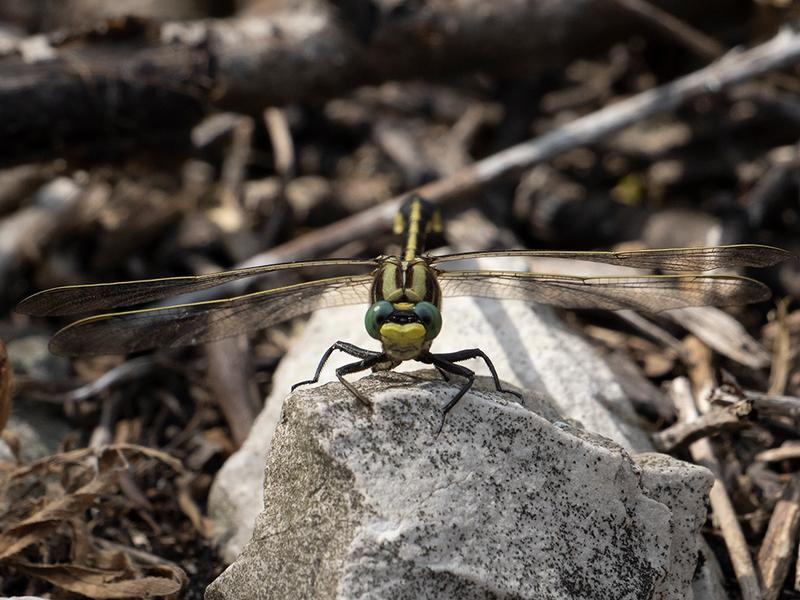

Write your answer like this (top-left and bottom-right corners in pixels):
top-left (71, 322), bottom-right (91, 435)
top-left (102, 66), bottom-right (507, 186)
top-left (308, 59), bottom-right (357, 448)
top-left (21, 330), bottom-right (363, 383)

top-left (205, 336), bottom-right (259, 448)
top-left (651, 397), bottom-right (753, 452)
top-left (259, 107), bottom-right (295, 248)
top-left (684, 335), bottom-right (716, 413)
top-left (734, 390), bottom-right (800, 434)
top-left (609, 0), bottom-right (725, 61)
top-left (218, 115), bottom-right (254, 223)
top-left (796, 538), bottom-right (800, 593)
top-left (615, 309), bottom-right (688, 359)
top-left (756, 443), bottom-right (800, 463)
top-left (757, 477), bottom-right (800, 600)
top-left (710, 385), bottom-right (800, 435)
top-left (667, 377), bottom-right (762, 600)
top-left (768, 298), bottom-right (791, 395)
top-left (243, 29), bottom-right (800, 264)
top-left (263, 108), bottom-right (295, 182)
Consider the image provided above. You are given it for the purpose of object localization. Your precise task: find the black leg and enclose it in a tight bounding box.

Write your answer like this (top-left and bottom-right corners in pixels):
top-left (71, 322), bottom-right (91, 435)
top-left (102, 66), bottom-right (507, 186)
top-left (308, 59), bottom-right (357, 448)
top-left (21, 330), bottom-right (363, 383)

top-left (335, 354), bottom-right (385, 408)
top-left (434, 366), bottom-right (451, 382)
top-left (292, 341), bottom-right (381, 392)
top-left (420, 352), bottom-right (476, 434)
top-left (431, 348), bottom-right (522, 399)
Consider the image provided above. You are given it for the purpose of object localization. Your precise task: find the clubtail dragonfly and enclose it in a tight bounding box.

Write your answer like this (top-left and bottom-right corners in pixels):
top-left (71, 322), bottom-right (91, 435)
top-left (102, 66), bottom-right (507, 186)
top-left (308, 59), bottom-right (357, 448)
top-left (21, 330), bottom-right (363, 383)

top-left (17, 196), bottom-right (790, 431)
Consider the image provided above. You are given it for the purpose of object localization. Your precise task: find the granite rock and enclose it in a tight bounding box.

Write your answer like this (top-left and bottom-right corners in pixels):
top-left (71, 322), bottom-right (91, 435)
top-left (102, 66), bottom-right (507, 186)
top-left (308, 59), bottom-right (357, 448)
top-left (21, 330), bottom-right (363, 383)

top-left (206, 372), bottom-right (710, 600)
top-left (209, 298), bottom-right (650, 562)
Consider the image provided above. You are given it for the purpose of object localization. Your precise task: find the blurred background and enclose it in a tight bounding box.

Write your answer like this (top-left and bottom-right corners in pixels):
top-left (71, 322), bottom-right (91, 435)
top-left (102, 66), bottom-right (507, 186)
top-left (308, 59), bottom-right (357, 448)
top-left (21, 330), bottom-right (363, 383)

top-left (0, 0), bottom-right (798, 598)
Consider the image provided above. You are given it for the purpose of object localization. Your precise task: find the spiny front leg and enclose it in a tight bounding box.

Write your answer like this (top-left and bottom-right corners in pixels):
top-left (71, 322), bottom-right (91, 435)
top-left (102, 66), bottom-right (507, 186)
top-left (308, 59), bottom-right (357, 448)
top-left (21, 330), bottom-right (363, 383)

top-left (431, 348), bottom-right (522, 400)
top-left (419, 352), bottom-right (476, 434)
top-left (434, 366), bottom-right (451, 382)
top-left (335, 354), bottom-right (385, 409)
top-left (292, 341), bottom-right (382, 392)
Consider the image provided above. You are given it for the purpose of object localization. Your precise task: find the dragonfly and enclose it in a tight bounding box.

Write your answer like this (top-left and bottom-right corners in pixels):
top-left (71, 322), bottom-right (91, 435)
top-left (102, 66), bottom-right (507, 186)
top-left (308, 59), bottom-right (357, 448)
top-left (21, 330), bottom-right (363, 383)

top-left (17, 195), bottom-right (790, 432)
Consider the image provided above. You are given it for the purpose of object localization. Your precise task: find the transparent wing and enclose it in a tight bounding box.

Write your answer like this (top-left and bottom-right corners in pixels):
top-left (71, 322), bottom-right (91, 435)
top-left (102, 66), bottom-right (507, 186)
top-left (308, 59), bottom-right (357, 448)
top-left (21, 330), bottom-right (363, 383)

top-left (438, 271), bottom-right (772, 312)
top-left (430, 244), bottom-right (791, 271)
top-left (17, 258), bottom-right (377, 316)
top-left (49, 275), bottom-right (374, 356)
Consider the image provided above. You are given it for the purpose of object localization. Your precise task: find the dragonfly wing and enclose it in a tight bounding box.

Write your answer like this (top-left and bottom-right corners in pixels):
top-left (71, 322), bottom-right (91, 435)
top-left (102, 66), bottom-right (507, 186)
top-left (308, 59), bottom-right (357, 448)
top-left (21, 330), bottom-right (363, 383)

top-left (17, 258), bottom-right (377, 316)
top-left (431, 245), bottom-right (791, 271)
top-left (437, 270), bottom-right (772, 312)
top-left (50, 275), bottom-right (374, 356)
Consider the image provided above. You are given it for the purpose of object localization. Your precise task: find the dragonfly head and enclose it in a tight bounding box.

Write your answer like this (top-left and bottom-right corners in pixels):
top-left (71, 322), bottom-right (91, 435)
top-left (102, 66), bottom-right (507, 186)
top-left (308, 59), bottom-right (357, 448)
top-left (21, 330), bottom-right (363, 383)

top-left (365, 300), bottom-right (442, 360)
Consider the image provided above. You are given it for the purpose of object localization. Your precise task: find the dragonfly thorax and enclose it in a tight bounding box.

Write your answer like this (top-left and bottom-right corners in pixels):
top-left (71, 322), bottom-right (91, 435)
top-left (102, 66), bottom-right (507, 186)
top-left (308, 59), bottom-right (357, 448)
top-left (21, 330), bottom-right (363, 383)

top-left (366, 257), bottom-right (443, 361)
top-left (370, 256), bottom-right (441, 306)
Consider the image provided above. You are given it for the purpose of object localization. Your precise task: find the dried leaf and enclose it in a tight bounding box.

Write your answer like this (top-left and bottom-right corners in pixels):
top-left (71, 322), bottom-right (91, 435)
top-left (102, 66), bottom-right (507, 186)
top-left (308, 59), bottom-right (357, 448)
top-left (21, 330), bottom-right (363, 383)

top-left (15, 560), bottom-right (182, 599)
top-left (0, 443), bottom-right (187, 597)
top-left (10, 443), bottom-right (182, 480)
top-left (0, 477), bottom-right (108, 559)
top-left (177, 473), bottom-right (213, 538)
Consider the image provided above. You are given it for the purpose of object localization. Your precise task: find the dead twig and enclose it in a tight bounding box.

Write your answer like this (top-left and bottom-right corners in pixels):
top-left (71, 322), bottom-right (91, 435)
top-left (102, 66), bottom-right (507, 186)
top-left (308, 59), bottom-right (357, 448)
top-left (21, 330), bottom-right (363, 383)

top-left (616, 309), bottom-right (688, 359)
top-left (683, 335), bottom-right (716, 413)
top-left (652, 398), bottom-right (753, 452)
top-left (756, 442), bottom-right (800, 463)
top-left (711, 381), bottom-right (800, 434)
top-left (263, 108), bottom-right (295, 183)
top-left (768, 298), bottom-right (791, 395)
top-left (666, 377), bottom-right (762, 600)
top-left (205, 336), bottom-right (260, 448)
top-left (609, 0), bottom-right (725, 61)
top-left (757, 477), bottom-right (800, 600)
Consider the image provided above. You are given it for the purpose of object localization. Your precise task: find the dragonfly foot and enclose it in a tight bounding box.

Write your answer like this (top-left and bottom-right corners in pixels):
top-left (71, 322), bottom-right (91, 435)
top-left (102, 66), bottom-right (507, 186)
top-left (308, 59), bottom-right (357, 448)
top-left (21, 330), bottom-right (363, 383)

top-left (290, 380), bottom-right (312, 392)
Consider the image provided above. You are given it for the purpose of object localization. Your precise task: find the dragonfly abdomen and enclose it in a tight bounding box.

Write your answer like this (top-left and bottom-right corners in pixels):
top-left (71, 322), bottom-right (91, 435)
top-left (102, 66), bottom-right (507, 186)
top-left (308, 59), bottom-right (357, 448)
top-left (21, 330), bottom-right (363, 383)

top-left (394, 195), bottom-right (442, 262)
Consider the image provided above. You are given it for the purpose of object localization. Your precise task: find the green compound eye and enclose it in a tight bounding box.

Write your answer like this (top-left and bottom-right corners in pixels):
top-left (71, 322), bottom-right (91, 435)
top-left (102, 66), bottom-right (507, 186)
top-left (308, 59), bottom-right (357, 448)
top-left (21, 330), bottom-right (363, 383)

top-left (365, 301), bottom-right (394, 339)
top-left (413, 301), bottom-right (442, 339)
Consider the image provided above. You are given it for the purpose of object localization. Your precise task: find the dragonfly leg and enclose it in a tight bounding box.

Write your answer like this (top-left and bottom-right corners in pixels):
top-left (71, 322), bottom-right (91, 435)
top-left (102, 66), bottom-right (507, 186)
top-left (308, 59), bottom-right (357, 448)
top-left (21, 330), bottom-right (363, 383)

top-left (431, 348), bottom-right (522, 400)
top-left (434, 366), bottom-right (451, 382)
top-left (335, 354), bottom-right (384, 408)
top-left (419, 352), bottom-right (476, 434)
top-left (292, 341), bottom-right (381, 392)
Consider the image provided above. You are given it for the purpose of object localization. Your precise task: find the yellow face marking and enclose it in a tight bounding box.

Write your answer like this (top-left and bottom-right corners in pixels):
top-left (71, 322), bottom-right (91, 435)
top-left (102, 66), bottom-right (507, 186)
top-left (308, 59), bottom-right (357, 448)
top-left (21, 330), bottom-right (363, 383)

top-left (380, 322), bottom-right (426, 360)
top-left (393, 302), bottom-right (414, 311)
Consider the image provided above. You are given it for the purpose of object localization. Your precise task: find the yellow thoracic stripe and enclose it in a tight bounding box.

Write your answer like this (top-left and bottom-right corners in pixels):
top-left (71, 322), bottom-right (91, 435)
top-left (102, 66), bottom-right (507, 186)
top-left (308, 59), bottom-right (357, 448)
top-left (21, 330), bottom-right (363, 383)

top-left (381, 261), bottom-right (402, 301)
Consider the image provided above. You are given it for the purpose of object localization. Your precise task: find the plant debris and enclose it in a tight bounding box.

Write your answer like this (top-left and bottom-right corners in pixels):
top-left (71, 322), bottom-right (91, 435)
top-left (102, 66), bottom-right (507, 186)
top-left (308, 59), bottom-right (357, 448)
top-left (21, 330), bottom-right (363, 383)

top-left (0, 1), bottom-right (798, 598)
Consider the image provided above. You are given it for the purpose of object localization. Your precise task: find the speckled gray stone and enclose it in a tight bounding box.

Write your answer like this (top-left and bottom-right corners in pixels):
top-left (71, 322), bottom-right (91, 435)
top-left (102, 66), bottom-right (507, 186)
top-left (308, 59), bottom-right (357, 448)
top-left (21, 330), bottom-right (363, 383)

top-left (206, 372), bottom-right (700, 600)
top-left (636, 453), bottom-right (714, 600)
top-left (209, 298), bottom-right (650, 562)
